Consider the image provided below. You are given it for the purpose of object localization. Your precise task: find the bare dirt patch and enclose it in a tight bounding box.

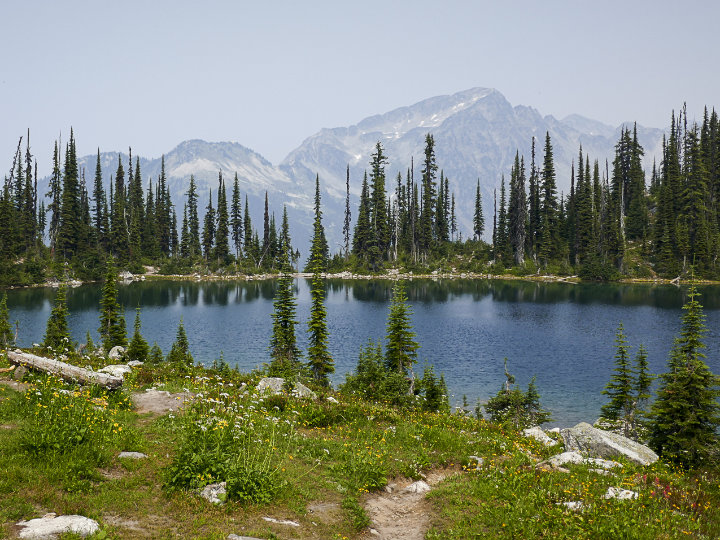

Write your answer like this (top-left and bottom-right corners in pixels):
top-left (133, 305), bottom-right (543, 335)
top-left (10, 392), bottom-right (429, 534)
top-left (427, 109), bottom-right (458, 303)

top-left (132, 389), bottom-right (194, 416)
top-left (363, 470), bottom-right (453, 540)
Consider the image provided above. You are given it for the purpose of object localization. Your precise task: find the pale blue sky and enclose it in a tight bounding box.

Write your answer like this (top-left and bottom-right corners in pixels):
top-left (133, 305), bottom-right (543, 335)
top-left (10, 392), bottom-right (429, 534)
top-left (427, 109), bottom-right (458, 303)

top-left (2, 0), bottom-right (718, 175)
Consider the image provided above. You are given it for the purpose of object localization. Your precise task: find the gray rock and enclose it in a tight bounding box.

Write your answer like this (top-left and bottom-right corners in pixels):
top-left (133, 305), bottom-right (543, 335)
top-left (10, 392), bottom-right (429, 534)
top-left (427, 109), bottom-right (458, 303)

top-left (227, 535), bottom-right (264, 540)
top-left (100, 364), bottom-right (132, 378)
top-left (522, 426), bottom-right (558, 447)
top-left (108, 346), bottom-right (126, 361)
top-left (547, 427), bottom-right (561, 434)
top-left (17, 513), bottom-right (99, 539)
top-left (604, 487), bottom-right (639, 500)
top-left (12, 365), bottom-right (27, 381)
top-left (403, 480), bottom-right (431, 493)
top-left (200, 482), bottom-right (227, 504)
top-left (546, 451), bottom-right (585, 468)
top-left (256, 377), bottom-right (316, 399)
top-left (557, 501), bottom-right (584, 511)
top-left (584, 457), bottom-right (623, 470)
top-left (467, 455), bottom-right (484, 469)
top-left (127, 360), bottom-right (144, 367)
top-left (561, 422), bottom-right (658, 466)
top-left (261, 517), bottom-right (300, 527)
top-left (326, 396), bottom-right (339, 403)
top-left (118, 451), bottom-right (147, 459)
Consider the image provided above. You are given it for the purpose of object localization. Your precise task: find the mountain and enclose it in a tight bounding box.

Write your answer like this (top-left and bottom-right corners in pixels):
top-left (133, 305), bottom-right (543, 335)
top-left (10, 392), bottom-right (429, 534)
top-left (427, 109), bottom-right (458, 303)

top-left (280, 87), bottom-right (665, 243)
top-left (53, 87), bottom-right (665, 254)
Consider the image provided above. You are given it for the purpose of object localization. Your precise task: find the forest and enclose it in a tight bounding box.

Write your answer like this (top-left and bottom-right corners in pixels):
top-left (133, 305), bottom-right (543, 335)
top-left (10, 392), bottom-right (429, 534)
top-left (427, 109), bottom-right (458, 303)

top-left (1, 105), bottom-right (720, 287)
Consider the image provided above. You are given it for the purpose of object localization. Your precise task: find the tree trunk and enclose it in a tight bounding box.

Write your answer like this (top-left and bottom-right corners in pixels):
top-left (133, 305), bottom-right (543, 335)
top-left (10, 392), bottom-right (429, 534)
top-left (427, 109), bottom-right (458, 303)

top-left (7, 350), bottom-right (123, 389)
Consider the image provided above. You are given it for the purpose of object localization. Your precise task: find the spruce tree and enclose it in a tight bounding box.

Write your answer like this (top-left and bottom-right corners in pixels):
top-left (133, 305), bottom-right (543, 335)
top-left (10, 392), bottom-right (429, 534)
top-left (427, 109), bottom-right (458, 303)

top-left (230, 173), bottom-right (242, 260)
top-left (305, 174), bottom-right (329, 272)
top-left (473, 179), bottom-right (484, 240)
top-left (352, 172), bottom-right (372, 260)
top-left (343, 164), bottom-right (351, 259)
top-left (166, 318), bottom-right (193, 366)
top-left (307, 273), bottom-right (333, 385)
top-left (201, 189), bottom-right (215, 260)
top-left (649, 284), bottom-right (720, 466)
top-left (127, 307), bottom-right (149, 362)
top-left (187, 176), bottom-right (201, 257)
top-left (539, 132), bottom-right (559, 265)
top-left (419, 134), bottom-right (438, 255)
top-left (43, 286), bottom-right (71, 351)
top-left (385, 281), bottom-right (419, 374)
top-left (269, 274), bottom-right (301, 375)
top-left (0, 293), bottom-right (14, 349)
top-left (214, 174), bottom-right (230, 263)
top-left (98, 259), bottom-right (127, 351)
top-left (600, 323), bottom-right (637, 437)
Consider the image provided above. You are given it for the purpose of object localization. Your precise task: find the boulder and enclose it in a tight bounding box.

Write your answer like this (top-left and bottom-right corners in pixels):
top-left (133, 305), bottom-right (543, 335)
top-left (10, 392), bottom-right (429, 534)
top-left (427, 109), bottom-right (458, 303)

top-left (522, 426), bottom-right (558, 447)
top-left (539, 451), bottom-right (621, 471)
top-left (561, 422), bottom-right (658, 466)
top-left (200, 482), bottom-right (226, 504)
top-left (256, 377), bottom-right (316, 399)
top-left (604, 487), bottom-right (639, 500)
top-left (403, 480), bottom-right (431, 494)
top-left (127, 360), bottom-right (144, 367)
top-left (100, 364), bottom-right (133, 378)
top-left (118, 451), bottom-right (147, 459)
top-left (108, 346), bottom-right (126, 360)
top-left (17, 513), bottom-right (99, 539)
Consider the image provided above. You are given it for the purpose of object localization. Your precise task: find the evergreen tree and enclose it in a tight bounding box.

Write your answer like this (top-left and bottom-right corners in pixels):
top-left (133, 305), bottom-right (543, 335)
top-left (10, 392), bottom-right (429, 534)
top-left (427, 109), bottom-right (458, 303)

top-left (508, 153), bottom-right (527, 265)
top-left (127, 307), bottom-right (149, 362)
top-left (98, 259), bottom-right (127, 351)
top-left (214, 174), bottom-right (230, 263)
top-left (649, 284), bottom-right (720, 466)
top-left (539, 132), bottom-right (559, 266)
top-left (307, 273), bottom-right (333, 385)
top-left (305, 174), bottom-right (329, 272)
top-left (0, 293), bottom-right (14, 349)
top-left (600, 323), bottom-right (638, 437)
top-left (269, 274), bottom-right (301, 375)
top-left (56, 130), bottom-right (82, 258)
top-left (187, 176), bottom-right (201, 257)
top-left (43, 287), bottom-right (71, 350)
top-left (419, 134), bottom-right (438, 255)
top-left (369, 143), bottom-right (390, 265)
top-left (352, 172), bottom-right (372, 260)
top-left (166, 318), bottom-right (193, 366)
top-left (201, 189), bottom-right (215, 260)
top-left (343, 164), bottom-right (351, 259)
top-left (46, 140), bottom-right (62, 253)
top-left (528, 137), bottom-right (542, 259)
top-left (473, 179), bottom-right (484, 240)
top-left (230, 173), bottom-right (242, 259)
top-left (385, 281), bottom-right (419, 374)
top-left (92, 149), bottom-right (107, 249)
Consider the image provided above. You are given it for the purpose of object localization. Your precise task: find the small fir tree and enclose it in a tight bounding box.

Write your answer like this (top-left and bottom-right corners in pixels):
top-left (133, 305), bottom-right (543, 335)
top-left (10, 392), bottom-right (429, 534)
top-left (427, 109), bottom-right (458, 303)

top-left (307, 273), bottom-right (333, 385)
top-left (268, 274), bottom-right (301, 377)
top-left (485, 359), bottom-right (551, 428)
top-left (148, 342), bottom-right (164, 364)
top-left (43, 287), bottom-right (71, 351)
top-left (166, 318), bottom-right (193, 366)
top-left (385, 281), bottom-right (419, 374)
top-left (126, 307), bottom-right (149, 362)
top-left (648, 284), bottom-right (720, 466)
top-left (600, 323), bottom-right (636, 435)
top-left (99, 259), bottom-right (126, 351)
top-left (0, 293), bottom-right (14, 349)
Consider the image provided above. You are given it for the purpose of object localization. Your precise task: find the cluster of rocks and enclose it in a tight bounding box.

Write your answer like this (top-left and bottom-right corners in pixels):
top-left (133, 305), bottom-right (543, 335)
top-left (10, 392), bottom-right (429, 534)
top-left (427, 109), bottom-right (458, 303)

top-left (520, 421), bottom-right (657, 510)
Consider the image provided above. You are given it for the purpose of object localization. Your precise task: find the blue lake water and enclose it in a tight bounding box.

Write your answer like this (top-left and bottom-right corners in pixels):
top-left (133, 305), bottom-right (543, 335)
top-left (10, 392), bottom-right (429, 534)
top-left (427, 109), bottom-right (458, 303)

top-left (5, 279), bottom-right (720, 427)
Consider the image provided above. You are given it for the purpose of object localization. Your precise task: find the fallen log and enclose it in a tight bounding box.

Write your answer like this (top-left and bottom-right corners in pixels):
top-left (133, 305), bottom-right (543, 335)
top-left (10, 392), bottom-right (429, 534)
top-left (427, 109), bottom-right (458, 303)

top-left (7, 350), bottom-right (123, 389)
top-left (0, 365), bottom-right (16, 373)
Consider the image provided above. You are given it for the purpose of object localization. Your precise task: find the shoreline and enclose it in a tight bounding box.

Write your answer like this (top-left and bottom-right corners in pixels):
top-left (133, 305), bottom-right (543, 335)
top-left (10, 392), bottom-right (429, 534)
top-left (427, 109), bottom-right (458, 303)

top-left (9, 268), bottom-right (720, 289)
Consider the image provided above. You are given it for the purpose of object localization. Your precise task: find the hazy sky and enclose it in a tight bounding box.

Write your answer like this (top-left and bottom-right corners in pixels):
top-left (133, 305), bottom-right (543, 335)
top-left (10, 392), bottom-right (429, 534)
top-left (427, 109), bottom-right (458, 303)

top-left (2, 0), bottom-right (718, 176)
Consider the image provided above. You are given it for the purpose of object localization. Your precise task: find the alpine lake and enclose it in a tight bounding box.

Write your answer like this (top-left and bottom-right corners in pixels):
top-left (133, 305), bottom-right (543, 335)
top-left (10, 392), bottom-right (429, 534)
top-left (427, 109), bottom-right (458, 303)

top-left (6, 277), bottom-right (720, 427)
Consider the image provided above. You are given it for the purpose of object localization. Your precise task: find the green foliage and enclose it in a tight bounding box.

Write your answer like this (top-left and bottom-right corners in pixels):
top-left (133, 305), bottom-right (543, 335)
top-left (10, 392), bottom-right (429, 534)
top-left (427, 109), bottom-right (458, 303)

top-left (268, 275), bottom-right (301, 375)
top-left (342, 496), bottom-right (371, 531)
top-left (385, 281), bottom-right (419, 374)
top-left (126, 307), bottom-right (149, 362)
top-left (0, 293), bottom-right (15, 349)
top-left (306, 274), bottom-right (333, 385)
top-left (341, 341), bottom-right (411, 407)
top-left (484, 361), bottom-right (551, 429)
top-left (165, 319), bottom-right (193, 367)
top-left (648, 284), bottom-right (720, 467)
top-left (98, 260), bottom-right (126, 352)
top-left (43, 286), bottom-right (72, 351)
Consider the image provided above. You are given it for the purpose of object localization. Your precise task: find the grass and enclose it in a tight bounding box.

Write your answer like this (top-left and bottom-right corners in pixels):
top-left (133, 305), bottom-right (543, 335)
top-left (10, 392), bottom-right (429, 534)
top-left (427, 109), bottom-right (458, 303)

top-left (1, 355), bottom-right (719, 539)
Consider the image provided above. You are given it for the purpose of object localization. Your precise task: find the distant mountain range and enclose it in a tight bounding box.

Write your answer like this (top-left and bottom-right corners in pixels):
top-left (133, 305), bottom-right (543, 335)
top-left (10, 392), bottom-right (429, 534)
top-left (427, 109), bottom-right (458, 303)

top-left (67, 87), bottom-right (665, 253)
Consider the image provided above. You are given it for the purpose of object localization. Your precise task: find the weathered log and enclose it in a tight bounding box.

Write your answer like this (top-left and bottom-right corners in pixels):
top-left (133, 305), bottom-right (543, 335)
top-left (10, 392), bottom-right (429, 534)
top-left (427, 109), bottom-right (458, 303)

top-left (0, 365), bottom-right (16, 373)
top-left (7, 350), bottom-right (123, 389)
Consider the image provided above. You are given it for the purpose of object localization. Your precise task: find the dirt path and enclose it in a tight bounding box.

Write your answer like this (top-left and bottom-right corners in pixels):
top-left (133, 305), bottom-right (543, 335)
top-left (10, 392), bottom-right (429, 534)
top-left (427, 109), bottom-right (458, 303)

top-left (363, 470), bottom-right (450, 540)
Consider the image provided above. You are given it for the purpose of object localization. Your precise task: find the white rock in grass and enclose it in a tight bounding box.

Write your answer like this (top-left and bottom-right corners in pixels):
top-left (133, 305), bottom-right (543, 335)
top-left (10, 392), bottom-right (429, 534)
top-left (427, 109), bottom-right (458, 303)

top-left (108, 346), bottom-right (126, 361)
top-left (556, 501), bottom-right (584, 511)
top-left (17, 513), bottom-right (99, 538)
top-left (546, 451), bottom-right (585, 467)
top-left (227, 535), bottom-right (264, 540)
top-left (118, 451), bottom-right (147, 459)
top-left (561, 422), bottom-right (658, 466)
top-left (200, 482), bottom-right (227, 505)
top-left (522, 426), bottom-right (558, 446)
top-left (403, 480), bottom-right (431, 493)
top-left (100, 364), bottom-right (132, 378)
top-left (604, 487), bottom-right (639, 500)
top-left (262, 517), bottom-right (300, 527)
